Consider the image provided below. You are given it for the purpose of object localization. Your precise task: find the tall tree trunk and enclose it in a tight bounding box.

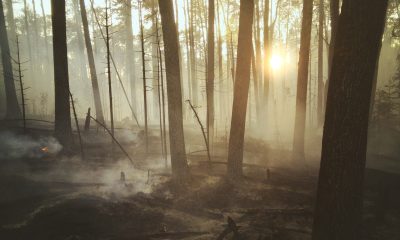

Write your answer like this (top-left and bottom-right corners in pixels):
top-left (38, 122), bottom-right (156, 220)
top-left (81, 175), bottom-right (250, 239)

top-left (158, 0), bottom-right (189, 181)
top-left (139, 3), bottom-right (149, 153)
top-left (216, 0), bottom-right (223, 121)
top-left (183, 0), bottom-right (191, 100)
top-left (40, 0), bottom-right (50, 61)
top-left (174, 0), bottom-right (184, 110)
top-left (152, 0), bottom-right (160, 120)
top-left (317, 0), bottom-right (324, 126)
top-left (312, 0), bottom-right (388, 239)
top-left (51, 0), bottom-right (72, 145)
top-left (31, 0), bottom-right (39, 55)
top-left (23, 0), bottom-right (33, 84)
top-left (207, 0), bottom-right (215, 160)
top-left (79, 0), bottom-right (105, 124)
top-left (292, 0), bottom-right (313, 159)
top-left (0, 0), bottom-right (21, 119)
top-left (124, 0), bottom-right (137, 121)
top-left (189, 0), bottom-right (198, 105)
top-left (72, 0), bottom-right (88, 85)
top-left (252, 43), bottom-right (260, 120)
top-left (324, 0), bottom-right (339, 111)
top-left (254, 0), bottom-right (262, 121)
top-left (5, 0), bottom-right (16, 51)
top-left (263, 0), bottom-right (270, 107)
top-left (227, 0), bottom-right (254, 179)
top-left (105, 1), bottom-right (114, 137)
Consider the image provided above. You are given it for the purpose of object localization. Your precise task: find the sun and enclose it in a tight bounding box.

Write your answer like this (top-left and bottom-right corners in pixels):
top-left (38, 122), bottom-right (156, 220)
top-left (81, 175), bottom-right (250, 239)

top-left (270, 54), bottom-right (283, 70)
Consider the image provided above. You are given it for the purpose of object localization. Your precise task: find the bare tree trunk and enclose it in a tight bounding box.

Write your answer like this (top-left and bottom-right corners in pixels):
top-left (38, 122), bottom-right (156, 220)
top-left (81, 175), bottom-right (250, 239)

top-left (227, 0), bottom-right (254, 179)
top-left (5, 0), bottom-right (16, 51)
top-left (105, 1), bottom-right (114, 137)
top-left (158, 0), bottom-right (189, 181)
top-left (40, 0), bottom-right (50, 61)
top-left (72, 0), bottom-right (88, 85)
top-left (139, 3), bottom-right (149, 154)
top-left (124, 0), bottom-right (137, 121)
top-left (217, 0), bottom-right (224, 124)
top-left (51, 0), bottom-right (72, 145)
top-left (0, 0), bottom-right (21, 119)
top-left (16, 37), bottom-right (26, 132)
top-left (31, 0), bottom-right (39, 48)
top-left (158, 39), bottom-right (168, 167)
top-left (317, 0), bottom-right (324, 126)
top-left (312, 0), bottom-right (388, 239)
top-left (189, 0), bottom-right (198, 105)
top-left (254, 0), bottom-right (262, 121)
top-left (152, 0), bottom-right (161, 120)
top-left (23, 0), bottom-right (33, 84)
top-left (183, 0), bottom-right (192, 100)
top-left (155, 16), bottom-right (167, 164)
top-left (79, 0), bottom-right (105, 124)
top-left (207, 0), bottom-right (215, 160)
top-left (263, 0), bottom-right (270, 107)
top-left (324, 0), bottom-right (339, 112)
top-left (292, 0), bottom-right (313, 159)
top-left (252, 44), bottom-right (260, 119)
top-left (174, 0), bottom-right (184, 110)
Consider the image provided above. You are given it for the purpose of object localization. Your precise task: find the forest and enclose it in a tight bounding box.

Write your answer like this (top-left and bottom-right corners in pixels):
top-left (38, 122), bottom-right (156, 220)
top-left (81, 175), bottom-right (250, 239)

top-left (0, 0), bottom-right (399, 239)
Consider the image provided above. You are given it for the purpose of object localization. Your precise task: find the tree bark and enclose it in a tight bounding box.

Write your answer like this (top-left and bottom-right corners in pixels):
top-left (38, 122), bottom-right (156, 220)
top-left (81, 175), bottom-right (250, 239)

top-left (189, 0), bottom-right (198, 105)
top-left (72, 0), bottom-right (88, 85)
top-left (152, 0), bottom-right (161, 120)
top-left (263, 0), bottom-right (270, 107)
top-left (139, 3), bottom-right (148, 153)
top-left (5, 0), bottom-right (16, 52)
top-left (312, 0), bottom-right (389, 239)
top-left (158, 0), bottom-right (189, 181)
top-left (51, 0), bottom-right (72, 145)
top-left (324, 0), bottom-right (339, 112)
top-left (317, 0), bottom-right (324, 126)
top-left (23, 0), bottom-right (33, 85)
top-left (292, 0), bottom-right (313, 159)
top-left (0, 0), bottom-right (21, 119)
top-left (207, 0), bottom-right (215, 160)
top-left (40, 0), bottom-right (50, 60)
top-left (227, 0), bottom-right (254, 179)
top-left (79, 0), bottom-right (105, 124)
top-left (124, 0), bottom-right (137, 121)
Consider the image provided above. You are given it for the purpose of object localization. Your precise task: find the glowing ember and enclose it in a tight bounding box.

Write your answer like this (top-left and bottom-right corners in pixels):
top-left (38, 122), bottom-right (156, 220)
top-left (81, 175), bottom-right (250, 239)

top-left (41, 146), bottom-right (49, 153)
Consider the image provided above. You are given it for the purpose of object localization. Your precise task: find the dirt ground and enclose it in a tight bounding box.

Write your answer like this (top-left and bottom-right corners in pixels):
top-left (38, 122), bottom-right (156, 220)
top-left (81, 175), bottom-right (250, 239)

top-left (0, 127), bottom-right (399, 240)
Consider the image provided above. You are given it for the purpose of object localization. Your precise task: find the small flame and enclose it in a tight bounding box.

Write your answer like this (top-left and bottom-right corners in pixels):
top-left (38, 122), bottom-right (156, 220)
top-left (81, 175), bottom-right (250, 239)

top-left (41, 146), bottom-right (49, 153)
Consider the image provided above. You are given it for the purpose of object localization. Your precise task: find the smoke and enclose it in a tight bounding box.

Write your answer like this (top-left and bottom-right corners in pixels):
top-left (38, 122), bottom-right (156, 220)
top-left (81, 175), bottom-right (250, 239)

top-left (0, 131), bottom-right (63, 159)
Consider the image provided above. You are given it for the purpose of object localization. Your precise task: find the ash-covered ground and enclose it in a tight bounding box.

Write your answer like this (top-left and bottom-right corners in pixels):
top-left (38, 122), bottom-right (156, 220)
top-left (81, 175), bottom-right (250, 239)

top-left (0, 126), bottom-right (399, 240)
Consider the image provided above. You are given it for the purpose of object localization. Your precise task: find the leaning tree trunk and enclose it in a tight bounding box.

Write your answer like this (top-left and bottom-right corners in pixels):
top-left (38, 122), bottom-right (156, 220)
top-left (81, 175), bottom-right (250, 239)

top-left (51, 0), bottom-right (72, 146)
top-left (312, 1), bottom-right (389, 240)
top-left (0, 0), bottom-right (21, 119)
top-left (206, 0), bottom-right (215, 160)
top-left (227, 0), bottom-right (254, 179)
top-left (158, 0), bottom-right (189, 181)
top-left (79, 0), bottom-right (105, 124)
top-left (292, 0), bottom-right (313, 159)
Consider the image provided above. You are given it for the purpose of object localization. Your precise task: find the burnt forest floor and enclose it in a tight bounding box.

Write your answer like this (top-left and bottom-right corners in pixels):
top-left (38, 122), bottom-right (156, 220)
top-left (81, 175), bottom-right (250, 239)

top-left (0, 127), bottom-right (399, 240)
